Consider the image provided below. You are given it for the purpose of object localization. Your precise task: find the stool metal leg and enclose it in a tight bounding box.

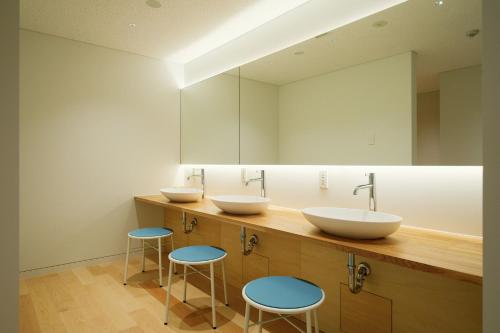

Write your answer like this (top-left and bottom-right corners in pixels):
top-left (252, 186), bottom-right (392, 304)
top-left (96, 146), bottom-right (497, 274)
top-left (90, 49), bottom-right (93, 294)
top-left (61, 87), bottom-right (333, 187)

top-left (164, 260), bottom-right (174, 325)
top-left (170, 236), bottom-right (177, 274)
top-left (313, 309), bottom-right (319, 333)
top-left (123, 237), bottom-right (131, 285)
top-left (158, 237), bottom-right (163, 287)
top-left (210, 262), bottom-right (216, 329)
top-left (221, 260), bottom-right (228, 306)
top-left (258, 309), bottom-right (263, 333)
top-left (141, 239), bottom-right (145, 272)
top-left (243, 303), bottom-right (250, 333)
top-left (306, 311), bottom-right (312, 333)
top-left (183, 265), bottom-right (187, 303)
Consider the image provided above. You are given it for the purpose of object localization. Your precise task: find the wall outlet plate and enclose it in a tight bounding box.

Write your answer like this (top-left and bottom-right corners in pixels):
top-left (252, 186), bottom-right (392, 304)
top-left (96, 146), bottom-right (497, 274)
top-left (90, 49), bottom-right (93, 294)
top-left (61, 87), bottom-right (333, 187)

top-left (319, 170), bottom-right (329, 189)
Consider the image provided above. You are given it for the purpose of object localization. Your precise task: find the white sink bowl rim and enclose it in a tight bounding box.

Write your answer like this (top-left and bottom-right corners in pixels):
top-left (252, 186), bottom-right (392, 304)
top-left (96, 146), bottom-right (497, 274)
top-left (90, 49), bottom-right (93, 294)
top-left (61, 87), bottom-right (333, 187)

top-left (160, 187), bottom-right (203, 203)
top-left (210, 195), bottom-right (271, 215)
top-left (302, 207), bottom-right (402, 239)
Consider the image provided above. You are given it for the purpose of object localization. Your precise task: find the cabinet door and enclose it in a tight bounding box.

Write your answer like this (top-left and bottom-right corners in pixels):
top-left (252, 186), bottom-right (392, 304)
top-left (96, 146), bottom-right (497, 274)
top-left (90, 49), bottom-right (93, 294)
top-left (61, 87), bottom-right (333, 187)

top-left (340, 283), bottom-right (392, 333)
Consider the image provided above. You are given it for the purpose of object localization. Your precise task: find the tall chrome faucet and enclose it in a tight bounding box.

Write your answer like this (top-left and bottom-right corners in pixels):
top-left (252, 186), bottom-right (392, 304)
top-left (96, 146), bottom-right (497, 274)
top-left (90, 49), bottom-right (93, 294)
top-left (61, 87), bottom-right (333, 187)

top-left (353, 173), bottom-right (377, 211)
top-left (245, 170), bottom-right (266, 197)
top-left (187, 168), bottom-right (205, 199)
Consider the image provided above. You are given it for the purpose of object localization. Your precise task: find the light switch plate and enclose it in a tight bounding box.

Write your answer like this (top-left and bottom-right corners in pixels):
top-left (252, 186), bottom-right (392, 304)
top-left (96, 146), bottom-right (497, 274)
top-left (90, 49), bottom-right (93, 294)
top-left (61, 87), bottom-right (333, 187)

top-left (319, 170), bottom-right (328, 189)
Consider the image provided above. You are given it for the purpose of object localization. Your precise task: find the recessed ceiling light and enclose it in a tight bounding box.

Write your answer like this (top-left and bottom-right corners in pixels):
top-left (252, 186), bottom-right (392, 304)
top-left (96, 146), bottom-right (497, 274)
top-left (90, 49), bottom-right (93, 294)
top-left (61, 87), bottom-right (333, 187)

top-left (146, 0), bottom-right (162, 8)
top-left (294, 51), bottom-right (305, 56)
top-left (372, 20), bottom-right (388, 28)
top-left (434, 0), bottom-right (444, 6)
top-left (466, 29), bottom-right (480, 38)
top-left (128, 23), bottom-right (136, 28)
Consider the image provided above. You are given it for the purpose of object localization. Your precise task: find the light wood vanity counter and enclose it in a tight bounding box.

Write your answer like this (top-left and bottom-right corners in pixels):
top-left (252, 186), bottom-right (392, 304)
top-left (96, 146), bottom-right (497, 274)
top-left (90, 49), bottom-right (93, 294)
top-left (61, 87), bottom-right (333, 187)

top-left (135, 195), bottom-right (482, 285)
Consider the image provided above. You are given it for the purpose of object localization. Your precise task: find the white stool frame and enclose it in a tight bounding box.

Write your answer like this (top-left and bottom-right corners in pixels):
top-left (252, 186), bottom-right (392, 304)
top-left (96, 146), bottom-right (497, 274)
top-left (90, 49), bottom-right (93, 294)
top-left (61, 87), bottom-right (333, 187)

top-left (164, 252), bottom-right (228, 329)
top-left (123, 231), bottom-right (175, 287)
top-left (242, 285), bottom-right (325, 333)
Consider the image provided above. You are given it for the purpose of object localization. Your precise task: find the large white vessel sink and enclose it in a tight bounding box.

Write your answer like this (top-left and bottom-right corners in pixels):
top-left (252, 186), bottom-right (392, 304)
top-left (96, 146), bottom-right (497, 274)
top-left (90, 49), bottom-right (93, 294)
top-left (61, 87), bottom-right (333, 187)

top-left (302, 207), bottom-right (402, 239)
top-left (210, 195), bottom-right (271, 215)
top-left (160, 187), bottom-right (203, 203)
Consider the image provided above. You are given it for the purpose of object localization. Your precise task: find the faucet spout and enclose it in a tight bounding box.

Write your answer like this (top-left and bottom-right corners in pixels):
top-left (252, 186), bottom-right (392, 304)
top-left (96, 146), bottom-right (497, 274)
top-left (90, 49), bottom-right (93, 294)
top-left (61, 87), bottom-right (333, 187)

top-left (353, 184), bottom-right (373, 195)
top-left (244, 170), bottom-right (266, 197)
top-left (187, 168), bottom-right (205, 198)
top-left (353, 173), bottom-right (377, 211)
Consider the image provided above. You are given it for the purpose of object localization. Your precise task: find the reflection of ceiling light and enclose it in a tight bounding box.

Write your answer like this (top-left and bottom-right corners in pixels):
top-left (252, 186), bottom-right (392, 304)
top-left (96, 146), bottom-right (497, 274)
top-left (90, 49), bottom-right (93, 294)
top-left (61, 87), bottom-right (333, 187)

top-left (128, 23), bottom-right (136, 28)
top-left (466, 29), bottom-right (480, 38)
top-left (294, 51), bottom-right (305, 56)
top-left (146, 0), bottom-right (162, 8)
top-left (434, 0), bottom-right (444, 6)
top-left (372, 20), bottom-right (388, 28)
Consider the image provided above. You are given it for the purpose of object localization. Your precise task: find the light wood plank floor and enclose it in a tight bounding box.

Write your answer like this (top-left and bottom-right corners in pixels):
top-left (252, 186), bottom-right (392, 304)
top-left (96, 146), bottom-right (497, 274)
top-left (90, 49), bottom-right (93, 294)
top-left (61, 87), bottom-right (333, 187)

top-left (20, 254), bottom-right (306, 333)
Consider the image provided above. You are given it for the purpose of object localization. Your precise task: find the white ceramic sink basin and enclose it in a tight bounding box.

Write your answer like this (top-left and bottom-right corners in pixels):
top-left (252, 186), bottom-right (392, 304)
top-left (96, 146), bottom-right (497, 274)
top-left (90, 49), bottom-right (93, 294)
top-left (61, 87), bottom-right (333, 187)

top-left (302, 207), bottom-right (402, 239)
top-left (160, 187), bottom-right (203, 203)
top-left (210, 195), bottom-right (271, 215)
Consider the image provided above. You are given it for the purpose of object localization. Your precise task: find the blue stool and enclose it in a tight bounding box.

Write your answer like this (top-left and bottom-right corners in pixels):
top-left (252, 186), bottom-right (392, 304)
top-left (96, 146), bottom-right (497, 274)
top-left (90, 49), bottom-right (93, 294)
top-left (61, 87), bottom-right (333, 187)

top-left (123, 227), bottom-right (174, 287)
top-left (164, 245), bottom-right (228, 329)
top-left (242, 276), bottom-right (325, 333)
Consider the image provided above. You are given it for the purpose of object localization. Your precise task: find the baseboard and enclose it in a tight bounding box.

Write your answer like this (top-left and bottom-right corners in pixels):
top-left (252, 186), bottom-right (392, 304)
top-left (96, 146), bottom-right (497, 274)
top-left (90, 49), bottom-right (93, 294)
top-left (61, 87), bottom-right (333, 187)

top-left (20, 244), bottom-right (170, 278)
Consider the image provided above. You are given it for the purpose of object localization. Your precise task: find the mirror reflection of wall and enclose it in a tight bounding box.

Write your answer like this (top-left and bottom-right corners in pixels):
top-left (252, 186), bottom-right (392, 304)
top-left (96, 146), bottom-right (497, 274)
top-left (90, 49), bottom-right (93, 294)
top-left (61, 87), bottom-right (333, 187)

top-left (181, 69), bottom-right (239, 164)
top-left (417, 65), bottom-right (482, 166)
top-left (241, 52), bottom-right (416, 165)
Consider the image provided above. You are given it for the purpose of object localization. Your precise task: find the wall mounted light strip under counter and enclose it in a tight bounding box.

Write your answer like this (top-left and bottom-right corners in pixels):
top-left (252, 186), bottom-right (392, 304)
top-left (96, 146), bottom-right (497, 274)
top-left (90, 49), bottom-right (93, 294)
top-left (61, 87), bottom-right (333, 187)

top-left (135, 195), bottom-right (482, 285)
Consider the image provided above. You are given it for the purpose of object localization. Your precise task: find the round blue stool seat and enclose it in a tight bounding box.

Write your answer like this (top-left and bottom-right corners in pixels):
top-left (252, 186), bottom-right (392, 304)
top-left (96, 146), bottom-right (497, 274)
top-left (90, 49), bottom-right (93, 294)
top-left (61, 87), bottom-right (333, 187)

top-left (244, 276), bottom-right (324, 310)
top-left (169, 245), bottom-right (226, 263)
top-left (128, 227), bottom-right (172, 238)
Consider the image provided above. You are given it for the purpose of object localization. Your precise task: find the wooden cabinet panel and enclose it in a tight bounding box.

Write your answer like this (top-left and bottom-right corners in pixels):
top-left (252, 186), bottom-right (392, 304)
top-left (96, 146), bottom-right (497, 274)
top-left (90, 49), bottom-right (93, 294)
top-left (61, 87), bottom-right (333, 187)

top-left (358, 255), bottom-right (482, 333)
top-left (340, 284), bottom-right (392, 333)
top-left (220, 223), bottom-right (243, 288)
top-left (186, 213), bottom-right (221, 248)
top-left (164, 209), bottom-right (187, 249)
top-left (301, 240), bottom-right (346, 333)
top-left (251, 229), bottom-right (301, 277)
top-left (243, 253), bottom-right (269, 285)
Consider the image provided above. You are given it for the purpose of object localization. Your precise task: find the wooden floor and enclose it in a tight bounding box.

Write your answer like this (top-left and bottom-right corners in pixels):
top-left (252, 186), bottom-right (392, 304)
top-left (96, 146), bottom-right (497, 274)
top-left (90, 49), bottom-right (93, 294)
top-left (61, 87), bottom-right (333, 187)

top-left (20, 254), bottom-right (305, 333)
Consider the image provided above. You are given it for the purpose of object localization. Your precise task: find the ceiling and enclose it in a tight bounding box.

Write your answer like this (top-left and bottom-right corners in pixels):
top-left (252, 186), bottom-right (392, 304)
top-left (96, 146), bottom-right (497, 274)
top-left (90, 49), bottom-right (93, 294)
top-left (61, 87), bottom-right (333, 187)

top-left (20, 0), bottom-right (309, 63)
top-left (240, 0), bottom-right (482, 92)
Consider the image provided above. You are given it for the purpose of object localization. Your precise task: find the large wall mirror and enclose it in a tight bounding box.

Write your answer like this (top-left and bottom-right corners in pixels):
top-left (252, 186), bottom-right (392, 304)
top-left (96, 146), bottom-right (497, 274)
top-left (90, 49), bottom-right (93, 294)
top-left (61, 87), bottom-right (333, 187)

top-left (181, 68), bottom-right (240, 164)
top-left (181, 0), bottom-right (482, 166)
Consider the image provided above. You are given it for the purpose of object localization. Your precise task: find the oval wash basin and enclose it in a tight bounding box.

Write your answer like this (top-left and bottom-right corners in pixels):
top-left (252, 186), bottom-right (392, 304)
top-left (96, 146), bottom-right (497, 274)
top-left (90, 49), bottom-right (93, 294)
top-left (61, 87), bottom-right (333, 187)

top-left (302, 207), bottom-right (402, 239)
top-left (210, 195), bottom-right (271, 215)
top-left (160, 187), bottom-right (203, 203)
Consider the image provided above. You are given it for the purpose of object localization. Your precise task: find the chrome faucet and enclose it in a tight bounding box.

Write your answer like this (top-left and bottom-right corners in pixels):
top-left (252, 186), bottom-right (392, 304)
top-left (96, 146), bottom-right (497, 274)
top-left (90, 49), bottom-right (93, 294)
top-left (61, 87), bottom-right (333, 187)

top-left (245, 170), bottom-right (266, 197)
top-left (353, 173), bottom-right (377, 211)
top-left (187, 168), bottom-right (205, 199)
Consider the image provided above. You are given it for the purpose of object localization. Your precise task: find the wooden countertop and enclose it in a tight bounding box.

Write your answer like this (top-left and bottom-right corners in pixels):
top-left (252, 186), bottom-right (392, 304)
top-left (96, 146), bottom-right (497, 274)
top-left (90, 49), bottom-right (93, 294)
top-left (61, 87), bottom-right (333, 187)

top-left (135, 195), bottom-right (483, 285)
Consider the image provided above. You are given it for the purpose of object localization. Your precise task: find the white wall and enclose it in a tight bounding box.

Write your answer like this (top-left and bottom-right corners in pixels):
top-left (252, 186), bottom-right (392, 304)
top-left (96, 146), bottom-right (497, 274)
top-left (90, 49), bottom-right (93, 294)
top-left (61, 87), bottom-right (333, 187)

top-left (278, 52), bottom-right (415, 165)
top-left (181, 72), bottom-right (239, 164)
top-left (483, 0), bottom-right (500, 330)
top-left (417, 91), bottom-right (440, 165)
top-left (240, 78), bottom-right (279, 164)
top-left (440, 65), bottom-right (482, 165)
top-left (20, 30), bottom-right (181, 271)
top-left (0, 0), bottom-right (19, 330)
top-left (185, 165), bottom-right (482, 236)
